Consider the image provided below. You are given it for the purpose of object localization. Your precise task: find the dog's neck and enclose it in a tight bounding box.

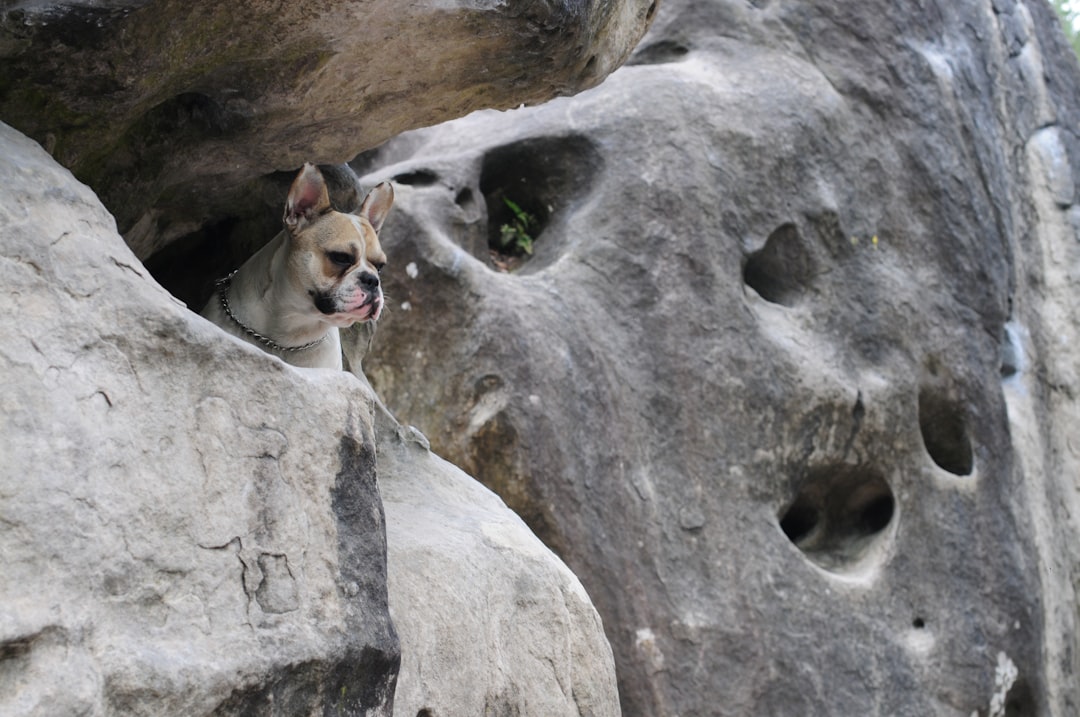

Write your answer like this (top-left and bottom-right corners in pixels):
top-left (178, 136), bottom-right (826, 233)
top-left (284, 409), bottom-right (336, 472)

top-left (224, 231), bottom-right (331, 348)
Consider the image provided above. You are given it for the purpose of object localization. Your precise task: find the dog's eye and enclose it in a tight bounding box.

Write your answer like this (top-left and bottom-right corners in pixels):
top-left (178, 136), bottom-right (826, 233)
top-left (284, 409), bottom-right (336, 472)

top-left (327, 251), bottom-right (354, 269)
top-left (373, 261), bottom-right (386, 274)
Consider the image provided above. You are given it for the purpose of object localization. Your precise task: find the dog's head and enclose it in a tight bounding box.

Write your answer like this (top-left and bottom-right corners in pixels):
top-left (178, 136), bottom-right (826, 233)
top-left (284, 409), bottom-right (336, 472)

top-left (282, 163), bottom-right (394, 327)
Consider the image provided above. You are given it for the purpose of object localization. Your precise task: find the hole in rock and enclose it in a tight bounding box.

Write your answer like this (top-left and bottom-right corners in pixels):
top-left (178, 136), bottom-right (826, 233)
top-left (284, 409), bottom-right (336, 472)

top-left (912, 617), bottom-right (925, 629)
top-left (743, 223), bottom-right (815, 306)
top-left (778, 464), bottom-right (895, 572)
top-left (627, 39), bottom-right (690, 66)
top-left (917, 386), bottom-right (973, 476)
top-left (1004, 678), bottom-right (1035, 717)
top-left (416, 710), bottom-right (435, 717)
top-left (145, 214), bottom-right (277, 312)
top-left (393, 169), bottom-right (439, 186)
top-left (479, 134), bottom-right (602, 273)
top-left (778, 503), bottom-right (819, 545)
top-left (455, 187), bottom-right (475, 208)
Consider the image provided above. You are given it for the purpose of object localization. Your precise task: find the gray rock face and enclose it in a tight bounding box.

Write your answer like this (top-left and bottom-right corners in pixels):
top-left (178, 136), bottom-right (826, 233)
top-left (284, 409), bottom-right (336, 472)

top-left (350, 0), bottom-right (1080, 714)
top-left (0, 121), bottom-right (620, 716)
top-left (0, 0), bottom-right (655, 258)
top-left (376, 406), bottom-right (620, 717)
top-left (0, 121), bottom-right (399, 716)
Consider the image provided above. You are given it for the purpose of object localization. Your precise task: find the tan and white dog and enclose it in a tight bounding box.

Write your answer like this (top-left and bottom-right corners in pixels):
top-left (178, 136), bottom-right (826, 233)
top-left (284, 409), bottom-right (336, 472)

top-left (202, 163), bottom-right (394, 369)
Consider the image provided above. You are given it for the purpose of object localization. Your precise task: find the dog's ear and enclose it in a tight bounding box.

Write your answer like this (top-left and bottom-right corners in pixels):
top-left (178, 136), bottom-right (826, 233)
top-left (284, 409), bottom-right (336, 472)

top-left (357, 182), bottom-right (395, 233)
top-left (284, 163), bottom-right (332, 230)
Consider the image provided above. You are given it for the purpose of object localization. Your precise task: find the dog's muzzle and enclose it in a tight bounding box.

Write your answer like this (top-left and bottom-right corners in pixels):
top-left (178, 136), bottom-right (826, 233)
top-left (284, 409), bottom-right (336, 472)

top-left (314, 271), bottom-right (382, 320)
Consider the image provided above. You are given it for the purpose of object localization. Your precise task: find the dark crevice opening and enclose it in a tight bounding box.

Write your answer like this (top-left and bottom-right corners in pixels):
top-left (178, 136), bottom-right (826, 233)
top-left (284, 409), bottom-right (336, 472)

top-left (918, 386), bottom-right (974, 476)
top-left (778, 464), bottom-right (895, 572)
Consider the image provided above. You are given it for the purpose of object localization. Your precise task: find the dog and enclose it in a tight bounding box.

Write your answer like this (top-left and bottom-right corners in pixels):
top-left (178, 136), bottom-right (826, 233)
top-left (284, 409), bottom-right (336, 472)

top-left (202, 163), bottom-right (394, 370)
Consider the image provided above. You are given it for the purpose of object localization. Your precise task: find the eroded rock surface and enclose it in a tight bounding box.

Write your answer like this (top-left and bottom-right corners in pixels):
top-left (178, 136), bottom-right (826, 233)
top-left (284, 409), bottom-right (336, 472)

top-left (376, 405), bottom-right (620, 717)
top-left (0, 120), bottom-right (399, 716)
top-left (349, 0), bottom-right (1080, 714)
top-left (0, 120), bottom-right (620, 716)
top-left (0, 0), bottom-right (656, 258)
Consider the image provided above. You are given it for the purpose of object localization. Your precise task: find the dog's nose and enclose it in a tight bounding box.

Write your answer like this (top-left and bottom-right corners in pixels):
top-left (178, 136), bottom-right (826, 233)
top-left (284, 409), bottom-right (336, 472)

top-left (357, 272), bottom-right (380, 291)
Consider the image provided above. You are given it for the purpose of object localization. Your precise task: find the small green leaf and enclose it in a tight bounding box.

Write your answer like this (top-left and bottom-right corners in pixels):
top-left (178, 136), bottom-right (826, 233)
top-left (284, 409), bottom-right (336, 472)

top-left (503, 196), bottom-right (524, 217)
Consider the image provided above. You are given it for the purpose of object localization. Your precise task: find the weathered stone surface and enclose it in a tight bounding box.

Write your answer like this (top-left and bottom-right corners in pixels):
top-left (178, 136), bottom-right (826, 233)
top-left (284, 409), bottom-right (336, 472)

top-left (349, 0), bottom-right (1080, 714)
top-left (0, 0), bottom-right (656, 258)
top-left (0, 121), bottom-right (621, 715)
top-left (0, 120), bottom-right (399, 715)
top-left (375, 404), bottom-right (620, 717)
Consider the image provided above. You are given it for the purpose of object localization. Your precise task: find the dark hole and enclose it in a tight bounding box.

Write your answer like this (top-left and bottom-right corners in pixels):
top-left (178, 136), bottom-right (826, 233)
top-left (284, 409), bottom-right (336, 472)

top-left (860, 494), bottom-right (895, 533)
top-left (1005, 678), bottom-right (1035, 717)
top-left (778, 464), bottom-right (894, 572)
top-left (627, 39), bottom-right (690, 66)
top-left (144, 216), bottom-right (241, 310)
top-left (455, 187), bottom-right (474, 208)
top-left (743, 224), bottom-right (815, 307)
top-left (393, 169), bottom-right (439, 186)
top-left (912, 617), bottom-right (926, 629)
top-left (918, 387), bottom-right (974, 476)
top-left (779, 502), bottom-right (818, 544)
top-left (479, 135), bottom-right (602, 271)
top-left (417, 710), bottom-right (434, 717)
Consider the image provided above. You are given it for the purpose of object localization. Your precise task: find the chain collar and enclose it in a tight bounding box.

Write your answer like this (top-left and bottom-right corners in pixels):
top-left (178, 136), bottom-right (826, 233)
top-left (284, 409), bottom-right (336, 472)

top-left (215, 270), bottom-right (328, 353)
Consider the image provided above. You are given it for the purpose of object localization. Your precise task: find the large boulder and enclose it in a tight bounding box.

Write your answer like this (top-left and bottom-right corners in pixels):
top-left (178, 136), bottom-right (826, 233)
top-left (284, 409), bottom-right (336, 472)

top-left (0, 0), bottom-right (655, 259)
top-left (0, 120), bottom-right (620, 715)
top-left (0, 121), bottom-right (398, 716)
top-left (376, 406), bottom-right (620, 716)
top-left (350, 0), bottom-right (1080, 714)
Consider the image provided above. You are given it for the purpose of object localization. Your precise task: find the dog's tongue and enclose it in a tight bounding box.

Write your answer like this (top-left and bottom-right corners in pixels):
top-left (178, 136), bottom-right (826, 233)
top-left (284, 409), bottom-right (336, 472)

top-left (345, 300), bottom-right (379, 322)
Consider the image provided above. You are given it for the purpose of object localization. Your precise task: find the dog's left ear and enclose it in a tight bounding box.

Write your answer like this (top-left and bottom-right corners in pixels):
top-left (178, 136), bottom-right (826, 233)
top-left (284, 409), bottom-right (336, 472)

top-left (357, 182), bottom-right (395, 233)
top-left (284, 163), bottom-right (332, 230)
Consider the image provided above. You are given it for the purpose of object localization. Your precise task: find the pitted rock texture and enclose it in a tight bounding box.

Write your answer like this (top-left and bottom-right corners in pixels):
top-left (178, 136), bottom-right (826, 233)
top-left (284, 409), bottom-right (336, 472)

top-left (0, 0), bottom-right (656, 259)
top-left (346, 0), bottom-right (1080, 714)
top-left (0, 121), bottom-right (621, 716)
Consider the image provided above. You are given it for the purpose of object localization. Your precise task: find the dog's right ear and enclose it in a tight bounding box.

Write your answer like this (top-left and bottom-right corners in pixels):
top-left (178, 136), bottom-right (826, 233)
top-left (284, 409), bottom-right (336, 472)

top-left (284, 163), bottom-right (332, 231)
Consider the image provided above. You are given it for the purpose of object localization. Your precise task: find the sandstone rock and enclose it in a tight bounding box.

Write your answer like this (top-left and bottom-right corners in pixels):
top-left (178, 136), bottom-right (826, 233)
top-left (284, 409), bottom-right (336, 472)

top-left (348, 0), bottom-right (1080, 714)
top-left (375, 405), bottom-right (620, 717)
top-left (0, 121), bottom-right (620, 715)
top-left (0, 0), bottom-right (656, 258)
top-left (0, 120), bottom-right (399, 716)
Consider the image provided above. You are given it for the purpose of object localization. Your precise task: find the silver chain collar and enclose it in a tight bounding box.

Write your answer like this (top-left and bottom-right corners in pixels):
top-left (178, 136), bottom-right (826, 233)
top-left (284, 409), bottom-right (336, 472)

top-left (215, 270), bottom-right (328, 353)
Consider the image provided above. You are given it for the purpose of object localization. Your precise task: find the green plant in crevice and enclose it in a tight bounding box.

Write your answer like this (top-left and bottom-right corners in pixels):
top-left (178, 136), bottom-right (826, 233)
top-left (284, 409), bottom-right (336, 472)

top-left (498, 197), bottom-right (536, 256)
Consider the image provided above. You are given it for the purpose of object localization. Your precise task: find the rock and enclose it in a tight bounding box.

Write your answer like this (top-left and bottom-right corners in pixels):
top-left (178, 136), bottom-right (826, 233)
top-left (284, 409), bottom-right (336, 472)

top-left (0, 121), bottom-right (621, 715)
top-left (375, 405), bottom-right (620, 717)
top-left (0, 0), bottom-right (656, 258)
top-left (347, 0), bottom-right (1080, 714)
top-left (0, 120), bottom-right (399, 716)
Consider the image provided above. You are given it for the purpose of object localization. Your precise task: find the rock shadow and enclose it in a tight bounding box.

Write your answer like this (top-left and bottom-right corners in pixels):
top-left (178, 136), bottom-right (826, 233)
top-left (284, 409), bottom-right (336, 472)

top-left (917, 383), bottom-right (974, 477)
top-left (779, 463), bottom-right (895, 572)
top-left (743, 223), bottom-right (816, 306)
top-left (479, 134), bottom-right (603, 272)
